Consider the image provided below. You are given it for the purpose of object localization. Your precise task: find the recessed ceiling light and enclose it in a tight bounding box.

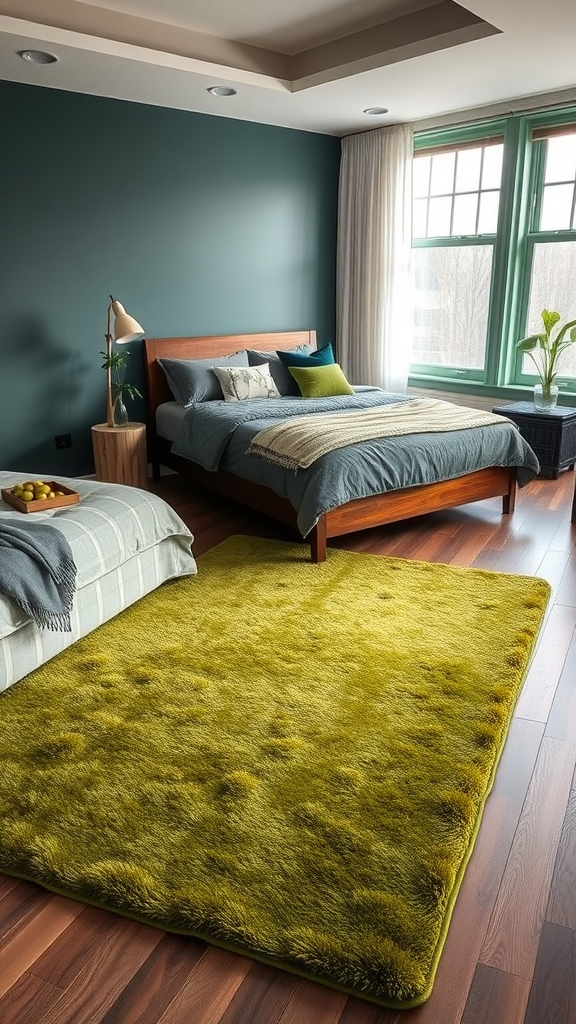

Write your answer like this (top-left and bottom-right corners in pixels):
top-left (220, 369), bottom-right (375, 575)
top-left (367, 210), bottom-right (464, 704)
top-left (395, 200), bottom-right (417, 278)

top-left (18, 49), bottom-right (58, 65)
top-left (207, 86), bottom-right (237, 98)
top-left (363, 106), bottom-right (389, 116)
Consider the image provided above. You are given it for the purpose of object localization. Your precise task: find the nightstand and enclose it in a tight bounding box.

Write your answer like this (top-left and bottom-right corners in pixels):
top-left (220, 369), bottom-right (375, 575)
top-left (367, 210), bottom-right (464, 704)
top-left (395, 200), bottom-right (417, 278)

top-left (492, 402), bottom-right (576, 478)
top-left (91, 422), bottom-right (149, 489)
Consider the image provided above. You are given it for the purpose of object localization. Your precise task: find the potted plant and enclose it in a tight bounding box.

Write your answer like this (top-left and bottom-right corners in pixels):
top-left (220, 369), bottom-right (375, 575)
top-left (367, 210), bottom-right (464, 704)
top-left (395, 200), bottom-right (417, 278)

top-left (516, 308), bottom-right (576, 411)
top-left (100, 347), bottom-right (142, 426)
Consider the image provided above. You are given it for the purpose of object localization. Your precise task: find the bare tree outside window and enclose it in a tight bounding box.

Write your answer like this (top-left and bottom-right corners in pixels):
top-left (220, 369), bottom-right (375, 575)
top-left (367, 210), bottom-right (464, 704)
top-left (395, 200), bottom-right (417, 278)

top-left (411, 121), bottom-right (576, 393)
top-left (524, 241), bottom-right (576, 377)
top-left (411, 141), bottom-right (501, 370)
top-left (412, 246), bottom-right (492, 368)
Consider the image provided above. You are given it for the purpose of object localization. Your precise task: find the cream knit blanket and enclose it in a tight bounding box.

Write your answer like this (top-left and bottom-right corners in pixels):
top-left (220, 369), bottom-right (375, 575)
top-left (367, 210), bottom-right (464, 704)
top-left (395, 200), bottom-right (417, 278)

top-left (246, 398), bottom-right (511, 471)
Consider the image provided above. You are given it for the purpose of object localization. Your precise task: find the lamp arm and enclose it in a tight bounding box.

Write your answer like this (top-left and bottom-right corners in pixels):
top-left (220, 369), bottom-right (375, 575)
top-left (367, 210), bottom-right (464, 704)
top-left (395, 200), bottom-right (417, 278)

top-left (105, 301), bottom-right (114, 427)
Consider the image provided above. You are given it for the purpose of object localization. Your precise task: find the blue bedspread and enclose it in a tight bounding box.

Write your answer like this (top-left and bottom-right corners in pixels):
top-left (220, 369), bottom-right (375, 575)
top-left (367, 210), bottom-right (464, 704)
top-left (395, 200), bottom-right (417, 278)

top-left (171, 390), bottom-right (540, 537)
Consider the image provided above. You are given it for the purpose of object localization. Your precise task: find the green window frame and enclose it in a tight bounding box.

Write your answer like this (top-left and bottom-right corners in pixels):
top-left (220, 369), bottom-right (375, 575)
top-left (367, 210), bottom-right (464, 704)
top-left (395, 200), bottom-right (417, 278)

top-left (409, 109), bottom-right (576, 402)
top-left (510, 120), bottom-right (576, 390)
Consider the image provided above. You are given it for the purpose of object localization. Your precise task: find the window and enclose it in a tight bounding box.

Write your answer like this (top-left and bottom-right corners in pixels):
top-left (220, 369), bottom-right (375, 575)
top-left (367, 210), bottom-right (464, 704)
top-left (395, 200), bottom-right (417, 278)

top-left (411, 134), bottom-right (503, 380)
top-left (518, 128), bottom-right (576, 381)
top-left (410, 113), bottom-right (576, 397)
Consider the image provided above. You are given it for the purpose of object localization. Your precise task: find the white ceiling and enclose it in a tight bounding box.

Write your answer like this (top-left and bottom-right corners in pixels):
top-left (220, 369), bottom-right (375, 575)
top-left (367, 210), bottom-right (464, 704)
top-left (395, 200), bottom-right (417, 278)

top-left (1, 0), bottom-right (576, 136)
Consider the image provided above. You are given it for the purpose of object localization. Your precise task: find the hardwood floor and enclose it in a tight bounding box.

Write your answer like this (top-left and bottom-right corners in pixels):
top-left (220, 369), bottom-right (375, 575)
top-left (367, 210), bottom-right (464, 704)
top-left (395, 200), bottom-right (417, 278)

top-left (1, 470), bottom-right (575, 1024)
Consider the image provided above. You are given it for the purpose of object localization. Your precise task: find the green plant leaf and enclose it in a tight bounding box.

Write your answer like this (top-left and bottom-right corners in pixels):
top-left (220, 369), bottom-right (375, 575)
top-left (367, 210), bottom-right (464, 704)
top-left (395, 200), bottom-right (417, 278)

top-left (516, 335), bottom-right (540, 351)
top-left (101, 347), bottom-right (139, 400)
top-left (517, 311), bottom-right (576, 386)
top-left (541, 309), bottom-right (561, 333)
top-left (113, 382), bottom-right (143, 401)
top-left (100, 350), bottom-right (128, 371)
top-left (554, 318), bottom-right (576, 345)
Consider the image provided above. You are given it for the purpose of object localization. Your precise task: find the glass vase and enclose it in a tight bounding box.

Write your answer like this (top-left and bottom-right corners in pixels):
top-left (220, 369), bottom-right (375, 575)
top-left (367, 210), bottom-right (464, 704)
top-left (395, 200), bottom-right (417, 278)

top-left (533, 383), bottom-right (559, 413)
top-left (112, 394), bottom-right (129, 427)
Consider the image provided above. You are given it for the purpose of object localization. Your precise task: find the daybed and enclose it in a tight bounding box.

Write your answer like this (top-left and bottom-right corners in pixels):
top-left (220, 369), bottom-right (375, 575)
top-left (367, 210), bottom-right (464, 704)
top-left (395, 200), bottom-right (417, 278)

top-left (0, 474), bottom-right (196, 693)
top-left (143, 330), bottom-right (540, 562)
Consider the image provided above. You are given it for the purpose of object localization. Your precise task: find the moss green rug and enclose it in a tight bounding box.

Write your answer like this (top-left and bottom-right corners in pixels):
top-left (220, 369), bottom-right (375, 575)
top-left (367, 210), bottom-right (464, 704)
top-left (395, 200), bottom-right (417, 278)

top-left (0, 536), bottom-right (550, 1008)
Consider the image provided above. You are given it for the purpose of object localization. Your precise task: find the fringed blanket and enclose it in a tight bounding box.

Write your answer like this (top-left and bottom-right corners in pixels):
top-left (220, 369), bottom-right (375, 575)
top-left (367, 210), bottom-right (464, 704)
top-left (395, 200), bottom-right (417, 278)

top-left (0, 521), bottom-right (77, 631)
top-left (246, 398), bottom-right (512, 470)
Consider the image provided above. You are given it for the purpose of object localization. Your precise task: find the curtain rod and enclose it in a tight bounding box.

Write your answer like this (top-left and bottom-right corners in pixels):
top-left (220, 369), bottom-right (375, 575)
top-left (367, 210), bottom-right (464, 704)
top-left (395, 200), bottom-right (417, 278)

top-left (412, 89), bottom-right (576, 135)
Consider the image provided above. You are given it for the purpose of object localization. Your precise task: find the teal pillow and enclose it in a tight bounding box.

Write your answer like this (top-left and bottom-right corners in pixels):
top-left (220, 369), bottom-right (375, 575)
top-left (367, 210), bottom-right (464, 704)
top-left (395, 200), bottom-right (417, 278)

top-left (277, 342), bottom-right (335, 369)
top-left (289, 363), bottom-right (354, 398)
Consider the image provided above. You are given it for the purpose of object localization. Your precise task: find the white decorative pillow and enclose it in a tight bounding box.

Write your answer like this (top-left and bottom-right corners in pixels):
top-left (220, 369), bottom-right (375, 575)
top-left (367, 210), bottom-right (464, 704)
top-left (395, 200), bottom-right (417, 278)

top-left (213, 363), bottom-right (281, 402)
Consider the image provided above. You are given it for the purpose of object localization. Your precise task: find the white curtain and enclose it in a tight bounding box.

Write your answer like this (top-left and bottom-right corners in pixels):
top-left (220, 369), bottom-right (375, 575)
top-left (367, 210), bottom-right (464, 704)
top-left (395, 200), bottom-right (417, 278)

top-left (337, 124), bottom-right (414, 393)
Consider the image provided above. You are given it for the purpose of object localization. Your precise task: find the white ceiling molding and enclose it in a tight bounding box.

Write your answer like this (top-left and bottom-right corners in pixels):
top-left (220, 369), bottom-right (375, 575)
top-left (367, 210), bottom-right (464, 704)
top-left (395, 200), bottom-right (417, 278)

top-left (1, 0), bottom-right (575, 136)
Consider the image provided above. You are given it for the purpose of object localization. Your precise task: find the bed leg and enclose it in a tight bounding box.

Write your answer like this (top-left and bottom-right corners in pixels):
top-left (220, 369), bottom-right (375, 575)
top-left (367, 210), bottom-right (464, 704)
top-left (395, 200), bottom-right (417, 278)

top-left (503, 474), bottom-right (517, 515)
top-left (152, 459), bottom-right (162, 484)
top-left (310, 518), bottom-right (327, 563)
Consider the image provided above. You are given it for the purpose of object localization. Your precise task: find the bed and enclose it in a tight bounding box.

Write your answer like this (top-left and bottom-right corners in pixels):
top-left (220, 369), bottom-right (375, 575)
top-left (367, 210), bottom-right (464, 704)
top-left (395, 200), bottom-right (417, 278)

top-left (0, 474), bottom-right (196, 693)
top-left (143, 330), bottom-right (540, 562)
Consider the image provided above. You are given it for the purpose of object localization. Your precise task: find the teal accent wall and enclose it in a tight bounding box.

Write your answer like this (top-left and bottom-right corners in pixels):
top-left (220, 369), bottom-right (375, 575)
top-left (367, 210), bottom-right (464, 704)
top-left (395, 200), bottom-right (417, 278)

top-left (0, 82), bottom-right (340, 475)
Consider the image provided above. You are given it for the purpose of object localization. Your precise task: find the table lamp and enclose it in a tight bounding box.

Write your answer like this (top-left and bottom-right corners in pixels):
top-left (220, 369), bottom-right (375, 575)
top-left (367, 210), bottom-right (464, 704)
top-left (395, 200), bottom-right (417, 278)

top-left (104, 295), bottom-right (145, 427)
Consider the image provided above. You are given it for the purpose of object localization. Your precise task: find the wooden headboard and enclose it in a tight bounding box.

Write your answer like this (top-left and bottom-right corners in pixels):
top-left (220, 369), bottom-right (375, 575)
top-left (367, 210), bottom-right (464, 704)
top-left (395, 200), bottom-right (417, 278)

top-left (142, 330), bottom-right (317, 425)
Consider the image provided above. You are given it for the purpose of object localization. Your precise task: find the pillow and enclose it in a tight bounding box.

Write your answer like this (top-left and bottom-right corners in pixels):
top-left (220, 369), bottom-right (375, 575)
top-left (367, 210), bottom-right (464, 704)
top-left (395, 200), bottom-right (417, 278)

top-left (213, 363), bottom-right (281, 402)
top-left (277, 342), bottom-right (335, 369)
top-left (289, 363), bottom-right (354, 399)
top-left (247, 345), bottom-right (313, 396)
top-left (158, 350), bottom-right (249, 406)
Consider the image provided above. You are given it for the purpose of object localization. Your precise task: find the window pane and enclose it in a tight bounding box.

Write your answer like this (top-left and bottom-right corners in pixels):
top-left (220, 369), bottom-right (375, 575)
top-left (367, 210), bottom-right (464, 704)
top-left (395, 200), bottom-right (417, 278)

top-left (427, 196), bottom-right (452, 236)
top-left (413, 155), bottom-right (431, 198)
top-left (540, 183), bottom-right (574, 230)
top-left (413, 198), bottom-right (428, 238)
top-left (523, 241), bottom-right (576, 377)
top-left (430, 152), bottom-right (455, 195)
top-left (544, 134), bottom-right (576, 183)
top-left (413, 141), bottom-right (502, 240)
top-left (481, 144), bottom-right (503, 189)
top-left (411, 245), bottom-right (493, 368)
top-left (477, 190), bottom-right (500, 233)
top-left (455, 148), bottom-right (481, 193)
top-left (452, 193), bottom-right (478, 235)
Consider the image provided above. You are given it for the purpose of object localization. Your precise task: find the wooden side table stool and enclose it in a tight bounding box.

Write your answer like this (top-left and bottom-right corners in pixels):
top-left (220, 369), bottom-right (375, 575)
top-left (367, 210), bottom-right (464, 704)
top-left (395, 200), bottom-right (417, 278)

top-left (91, 422), bottom-right (149, 490)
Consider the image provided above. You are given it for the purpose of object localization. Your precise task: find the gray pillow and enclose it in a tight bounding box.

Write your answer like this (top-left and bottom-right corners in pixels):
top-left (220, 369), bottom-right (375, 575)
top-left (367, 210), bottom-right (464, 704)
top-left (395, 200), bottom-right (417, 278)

top-left (158, 350), bottom-right (249, 406)
top-left (247, 345), bottom-right (313, 396)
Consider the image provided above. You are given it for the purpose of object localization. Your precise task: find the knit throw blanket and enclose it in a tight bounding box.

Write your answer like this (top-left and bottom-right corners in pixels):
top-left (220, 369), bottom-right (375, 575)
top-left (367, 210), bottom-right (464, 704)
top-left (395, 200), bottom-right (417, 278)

top-left (0, 521), bottom-right (77, 631)
top-left (247, 398), bottom-right (512, 471)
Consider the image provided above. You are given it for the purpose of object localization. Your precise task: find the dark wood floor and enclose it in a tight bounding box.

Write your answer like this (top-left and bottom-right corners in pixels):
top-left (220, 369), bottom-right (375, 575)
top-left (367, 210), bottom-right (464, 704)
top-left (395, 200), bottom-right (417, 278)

top-left (1, 470), bottom-right (575, 1024)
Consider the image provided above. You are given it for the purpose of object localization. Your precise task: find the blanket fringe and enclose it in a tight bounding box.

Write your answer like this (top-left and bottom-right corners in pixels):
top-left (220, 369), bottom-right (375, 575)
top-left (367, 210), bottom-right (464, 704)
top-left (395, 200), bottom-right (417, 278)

top-left (246, 444), bottom-right (301, 472)
top-left (15, 599), bottom-right (73, 632)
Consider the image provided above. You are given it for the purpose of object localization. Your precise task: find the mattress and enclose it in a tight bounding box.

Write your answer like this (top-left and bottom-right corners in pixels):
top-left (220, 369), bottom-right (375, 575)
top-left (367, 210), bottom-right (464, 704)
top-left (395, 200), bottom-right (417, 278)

top-left (0, 473), bottom-right (196, 692)
top-left (156, 400), bottom-right (184, 441)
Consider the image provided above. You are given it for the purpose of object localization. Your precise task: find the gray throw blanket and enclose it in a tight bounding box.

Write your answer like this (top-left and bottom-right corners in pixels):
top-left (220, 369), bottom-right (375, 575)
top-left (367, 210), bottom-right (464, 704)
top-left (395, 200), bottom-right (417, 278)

top-left (0, 520), bottom-right (77, 631)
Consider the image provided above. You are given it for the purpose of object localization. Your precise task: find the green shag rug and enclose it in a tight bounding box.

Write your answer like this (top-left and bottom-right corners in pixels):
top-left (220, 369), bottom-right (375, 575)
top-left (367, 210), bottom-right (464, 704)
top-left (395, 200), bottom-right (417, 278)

top-left (0, 536), bottom-right (550, 1008)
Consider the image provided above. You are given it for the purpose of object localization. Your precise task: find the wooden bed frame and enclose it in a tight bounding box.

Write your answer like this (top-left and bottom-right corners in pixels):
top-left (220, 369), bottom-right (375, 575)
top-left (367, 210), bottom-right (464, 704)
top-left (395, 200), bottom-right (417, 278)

top-left (143, 330), bottom-right (517, 562)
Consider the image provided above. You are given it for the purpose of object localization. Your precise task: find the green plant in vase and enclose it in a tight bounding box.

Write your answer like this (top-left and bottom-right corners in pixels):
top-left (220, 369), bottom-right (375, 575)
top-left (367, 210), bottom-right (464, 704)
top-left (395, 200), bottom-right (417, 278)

top-left (100, 347), bottom-right (142, 427)
top-left (516, 309), bottom-right (576, 411)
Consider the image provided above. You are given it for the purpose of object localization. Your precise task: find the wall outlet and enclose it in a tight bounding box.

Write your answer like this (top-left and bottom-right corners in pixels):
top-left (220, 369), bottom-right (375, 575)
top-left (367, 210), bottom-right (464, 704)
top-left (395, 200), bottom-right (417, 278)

top-left (54, 434), bottom-right (72, 450)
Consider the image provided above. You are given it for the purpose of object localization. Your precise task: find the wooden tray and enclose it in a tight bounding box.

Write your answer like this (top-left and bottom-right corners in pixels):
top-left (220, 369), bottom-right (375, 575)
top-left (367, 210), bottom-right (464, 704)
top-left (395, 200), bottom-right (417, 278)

top-left (1, 482), bottom-right (80, 513)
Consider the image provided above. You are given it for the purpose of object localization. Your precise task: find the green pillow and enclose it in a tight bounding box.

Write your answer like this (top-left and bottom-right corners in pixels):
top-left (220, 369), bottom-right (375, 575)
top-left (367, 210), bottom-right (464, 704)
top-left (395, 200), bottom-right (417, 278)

top-left (289, 363), bottom-right (354, 398)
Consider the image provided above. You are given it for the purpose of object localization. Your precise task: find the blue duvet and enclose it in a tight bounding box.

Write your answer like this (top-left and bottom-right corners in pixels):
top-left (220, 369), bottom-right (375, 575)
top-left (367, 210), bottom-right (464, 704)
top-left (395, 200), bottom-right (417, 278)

top-left (171, 390), bottom-right (540, 537)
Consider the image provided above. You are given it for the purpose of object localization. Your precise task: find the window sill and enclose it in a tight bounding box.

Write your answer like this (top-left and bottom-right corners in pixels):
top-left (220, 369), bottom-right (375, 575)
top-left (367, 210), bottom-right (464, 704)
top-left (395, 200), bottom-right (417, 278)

top-left (407, 375), bottom-right (576, 408)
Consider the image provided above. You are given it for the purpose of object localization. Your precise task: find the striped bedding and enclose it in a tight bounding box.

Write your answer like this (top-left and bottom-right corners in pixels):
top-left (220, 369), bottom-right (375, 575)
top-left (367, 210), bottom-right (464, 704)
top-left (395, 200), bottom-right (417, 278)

top-left (0, 474), bottom-right (196, 693)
